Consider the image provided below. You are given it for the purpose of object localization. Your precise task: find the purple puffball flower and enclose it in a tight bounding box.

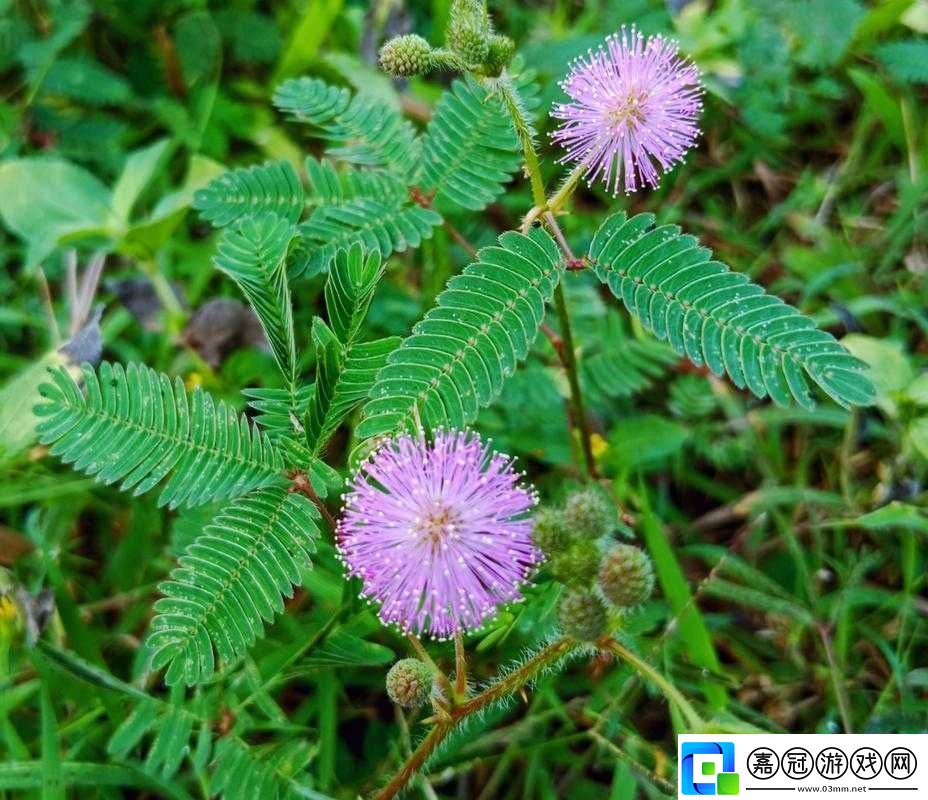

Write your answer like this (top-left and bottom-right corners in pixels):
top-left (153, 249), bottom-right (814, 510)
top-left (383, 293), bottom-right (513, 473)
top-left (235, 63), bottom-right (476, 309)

top-left (551, 26), bottom-right (703, 195)
top-left (337, 430), bottom-right (540, 639)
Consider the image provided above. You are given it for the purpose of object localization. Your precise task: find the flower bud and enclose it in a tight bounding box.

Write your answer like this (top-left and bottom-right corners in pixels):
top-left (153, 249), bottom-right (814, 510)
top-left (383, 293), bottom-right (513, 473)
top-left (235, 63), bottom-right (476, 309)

top-left (558, 589), bottom-right (608, 641)
top-left (379, 35), bottom-right (434, 77)
top-left (385, 658), bottom-right (434, 708)
top-left (484, 34), bottom-right (514, 75)
top-left (446, 0), bottom-right (491, 65)
top-left (448, 23), bottom-right (490, 65)
top-left (562, 488), bottom-right (614, 538)
top-left (532, 508), bottom-right (571, 556)
top-left (547, 539), bottom-right (601, 587)
top-left (598, 544), bottom-right (654, 609)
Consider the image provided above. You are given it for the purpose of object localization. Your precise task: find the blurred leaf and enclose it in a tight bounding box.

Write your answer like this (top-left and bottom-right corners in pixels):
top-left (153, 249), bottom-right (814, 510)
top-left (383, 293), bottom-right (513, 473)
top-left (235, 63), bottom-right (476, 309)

top-left (843, 334), bottom-right (913, 416)
top-left (788, 0), bottom-right (865, 68)
top-left (0, 158), bottom-right (113, 266)
top-left (40, 56), bottom-right (131, 105)
top-left (850, 502), bottom-right (928, 534)
top-left (121, 154), bottom-right (225, 257)
top-left (111, 139), bottom-right (173, 225)
top-left (847, 67), bottom-right (906, 147)
top-left (303, 631), bottom-right (394, 668)
top-left (637, 493), bottom-right (728, 710)
top-left (906, 373), bottom-right (928, 406)
top-left (0, 352), bottom-right (68, 462)
top-left (174, 11), bottom-right (221, 90)
top-left (876, 40), bottom-right (928, 85)
top-left (909, 418), bottom-right (928, 461)
top-left (605, 415), bottom-right (689, 472)
top-left (274, 0), bottom-right (344, 80)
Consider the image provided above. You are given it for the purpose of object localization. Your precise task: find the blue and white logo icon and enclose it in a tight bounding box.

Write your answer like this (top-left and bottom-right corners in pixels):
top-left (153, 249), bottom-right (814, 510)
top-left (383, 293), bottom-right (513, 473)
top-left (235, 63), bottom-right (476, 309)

top-left (681, 741), bottom-right (739, 795)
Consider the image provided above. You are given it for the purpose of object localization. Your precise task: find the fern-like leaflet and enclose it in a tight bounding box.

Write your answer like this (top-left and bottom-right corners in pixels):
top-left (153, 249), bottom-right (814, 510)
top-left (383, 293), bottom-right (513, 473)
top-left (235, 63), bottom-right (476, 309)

top-left (108, 694), bottom-right (209, 780)
top-left (306, 245), bottom-right (399, 453)
top-left (589, 213), bottom-right (875, 409)
top-left (35, 362), bottom-right (282, 509)
top-left (212, 738), bottom-right (312, 800)
top-left (145, 486), bottom-right (320, 685)
top-left (307, 321), bottom-right (399, 454)
top-left (357, 227), bottom-right (563, 438)
top-left (304, 156), bottom-right (406, 208)
top-left (214, 213), bottom-right (299, 388)
top-left (293, 198), bottom-right (441, 278)
top-left (193, 160), bottom-right (304, 227)
top-left (581, 311), bottom-right (679, 404)
top-left (243, 385), bottom-right (314, 443)
top-left (273, 77), bottom-right (421, 181)
top-left (420, 77), bottom-right (524, 212)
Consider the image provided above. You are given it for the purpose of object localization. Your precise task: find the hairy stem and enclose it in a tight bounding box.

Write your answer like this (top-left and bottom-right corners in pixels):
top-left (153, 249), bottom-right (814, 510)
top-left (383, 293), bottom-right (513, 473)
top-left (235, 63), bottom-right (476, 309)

top-left (493, 74), bottom-right (546, 208)
top-left (548, 163), bottom-right (586, 215)
top-left (408, 635), bottom-right (455, 702)
top-left (496, 82), bottom-right (598, 480)
top-left (586, 729), bottom-right (676, 795)
top-left (552, 282), bottom-right (598, 479)
top-left (543, 208), bottom-right (598, 479)
top-left (374, 638), bottom-right (578, 800)
top-left (454, 632), bottom-right (468, 699)
top-left (601, 638), bottom-right (705, 730)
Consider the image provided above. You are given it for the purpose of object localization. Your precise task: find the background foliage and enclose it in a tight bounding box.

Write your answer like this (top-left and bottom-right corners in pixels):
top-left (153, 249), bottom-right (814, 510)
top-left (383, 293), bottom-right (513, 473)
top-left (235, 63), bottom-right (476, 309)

top-left (0, 0), bottom-right (926, 797)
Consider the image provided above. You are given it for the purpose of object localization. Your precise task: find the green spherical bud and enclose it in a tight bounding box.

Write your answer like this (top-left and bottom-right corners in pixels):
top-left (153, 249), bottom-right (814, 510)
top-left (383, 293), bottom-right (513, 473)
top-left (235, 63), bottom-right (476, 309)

top-left (385, 658), bottom-right (434, 708)
top-left (558, 590), bottom-right (608, 641)
top-left (532, 508), bottom-right (571, 556)
top-left (548, 539), bottom-right (601, 587)
top-left (562, 489), bottom-right (615, 538)
top-left (379, 35), bottom-right (434, 77)
top-left (484, 34), bottom-right (515, 75)
top-left (448, 23), bottom-right (490, 65)
top-left (598, 544), bottom-right (655, 609)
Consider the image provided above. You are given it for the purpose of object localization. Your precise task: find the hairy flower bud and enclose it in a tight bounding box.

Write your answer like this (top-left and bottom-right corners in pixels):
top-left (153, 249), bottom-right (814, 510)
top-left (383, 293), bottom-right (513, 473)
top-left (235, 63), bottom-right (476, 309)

top-left (547, 539), bottom-right (601, 587)
top-left (446, 0), bottom-right (491, 65)
top-left (557, 589), bottom-right (608, 641)
top-left (485, 34), bottom-right (515, 75)
top-left (385, 658), bottom-right (434, 708)
top-left (448, 23), bottom-right (490, 65)
top-left (562, 488), bottom-right (614, 538)
top-left (379, 35), bottom-right (434, 77)
top-left (532, 508), bottom-right (571, 556)
top-left (598, 544), bottom-right (654, 608)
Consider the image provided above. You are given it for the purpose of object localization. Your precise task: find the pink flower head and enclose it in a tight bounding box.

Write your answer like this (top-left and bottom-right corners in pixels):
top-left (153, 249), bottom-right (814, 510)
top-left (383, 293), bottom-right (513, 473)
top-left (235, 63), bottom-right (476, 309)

top-left (551, 26), bottom-right (703, 195)
top-left (337, 430), bottom-right (540, 638)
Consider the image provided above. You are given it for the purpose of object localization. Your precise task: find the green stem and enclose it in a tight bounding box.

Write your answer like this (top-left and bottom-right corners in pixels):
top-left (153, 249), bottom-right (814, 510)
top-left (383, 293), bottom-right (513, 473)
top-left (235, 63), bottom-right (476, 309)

top-left (496, 80), bottom-right (598, 480)
top-left (601, 638), bottom-right (705, 731)
top-left (453, 631), bottom-right (468, 700)
top-left (553, 281), bottom-right (598, 479)
top-left (141, 260), bottom-right (184, 330)
top-left (374, 638), bottom-right (578, 800)
top-left (817, 623), bottom-right (854, 733)
top-left (548, 163), bottom-right (586, 215)
top-left (493, 75), bottom-right (546, 208)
